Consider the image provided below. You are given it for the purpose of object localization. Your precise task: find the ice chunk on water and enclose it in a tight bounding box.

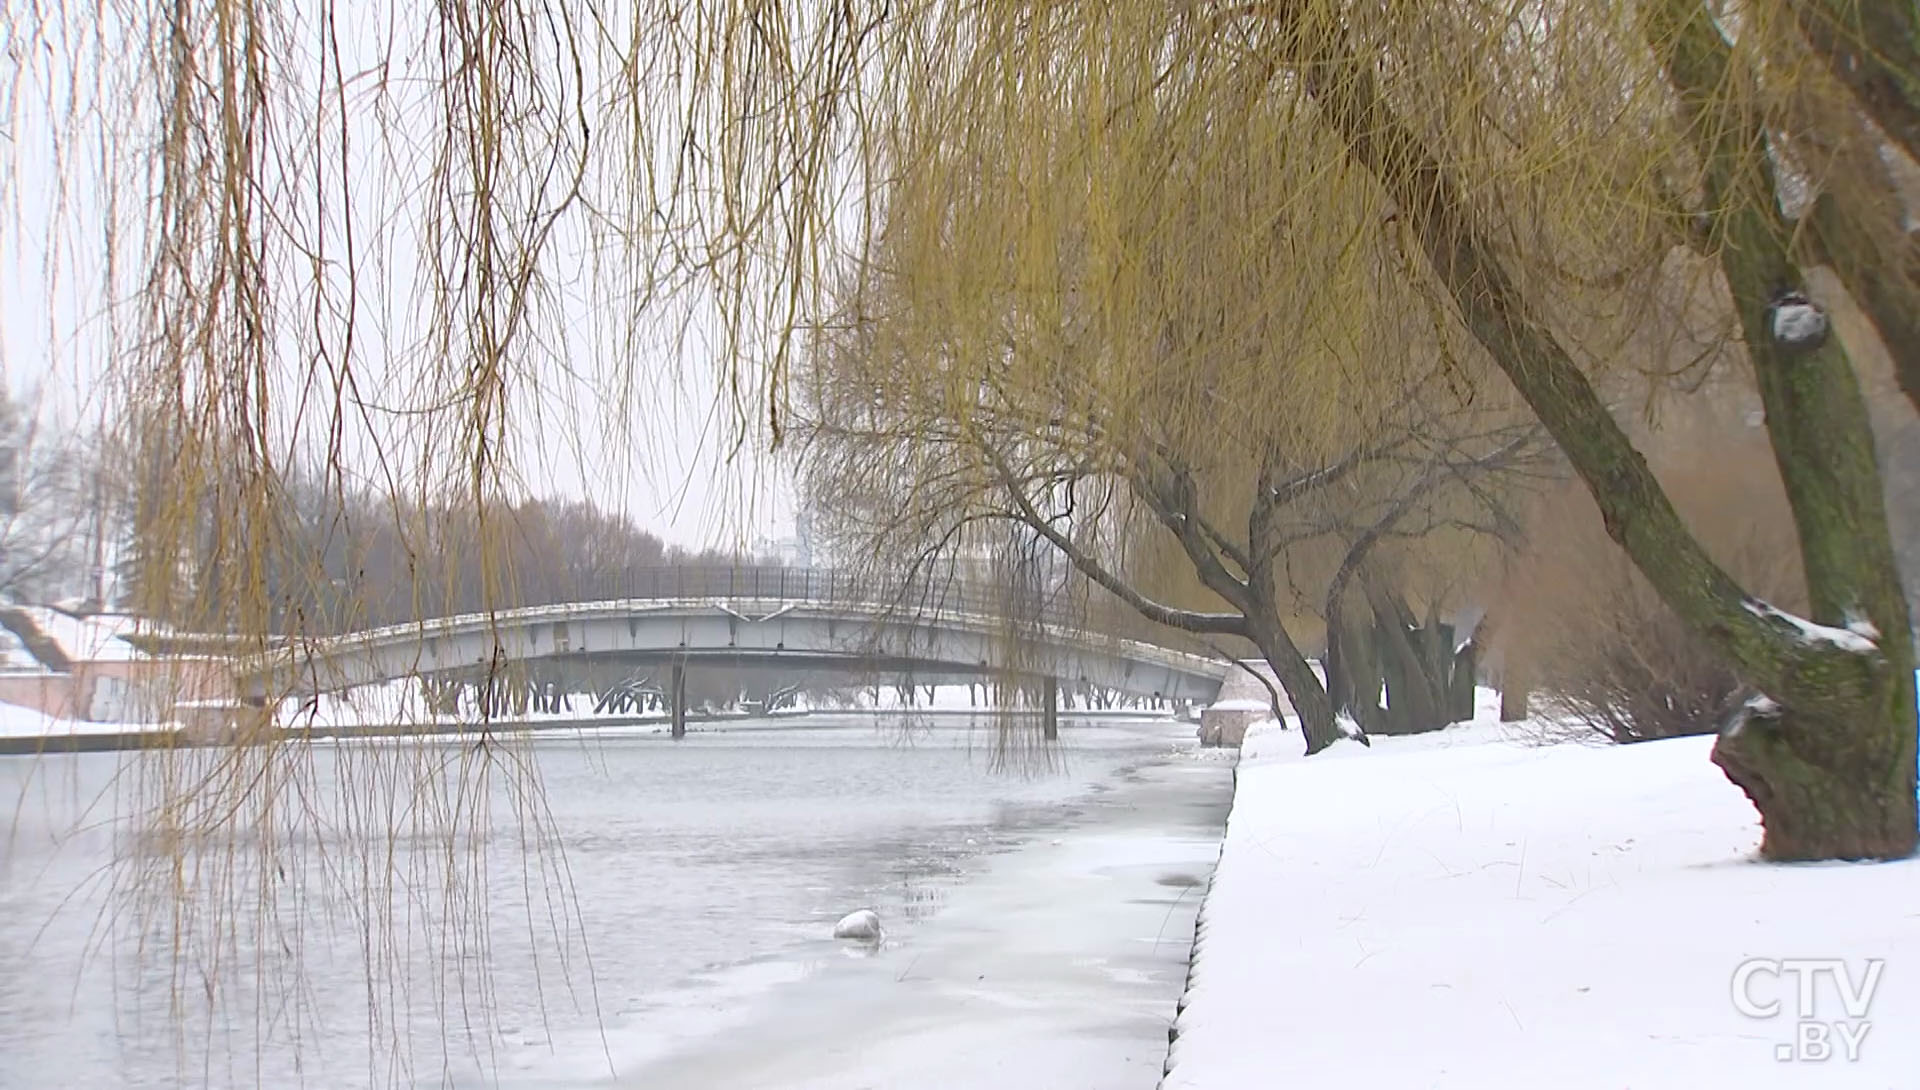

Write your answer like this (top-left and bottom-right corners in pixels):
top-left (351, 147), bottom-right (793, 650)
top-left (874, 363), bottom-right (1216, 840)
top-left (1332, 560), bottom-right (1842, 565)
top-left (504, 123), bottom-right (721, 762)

top-left (833, 909), bottom-right (883, 941)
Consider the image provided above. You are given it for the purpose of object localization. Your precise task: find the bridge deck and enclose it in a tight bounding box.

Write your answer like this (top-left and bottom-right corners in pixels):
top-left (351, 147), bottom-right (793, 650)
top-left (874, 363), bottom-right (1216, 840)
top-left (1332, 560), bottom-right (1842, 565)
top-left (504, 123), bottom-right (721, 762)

top-left (240, 569), bottom-right (1232, 707)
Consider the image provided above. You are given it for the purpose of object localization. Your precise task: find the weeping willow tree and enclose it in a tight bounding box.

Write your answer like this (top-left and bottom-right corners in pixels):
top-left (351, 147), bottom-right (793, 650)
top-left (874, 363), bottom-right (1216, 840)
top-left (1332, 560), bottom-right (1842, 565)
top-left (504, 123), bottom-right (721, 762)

top-left (795, 105), bottom-right (1553, 751)
top-left (5, 0), bottom-right (1920, 1080)
top-left (793, 0), bottom-right (1915, 858)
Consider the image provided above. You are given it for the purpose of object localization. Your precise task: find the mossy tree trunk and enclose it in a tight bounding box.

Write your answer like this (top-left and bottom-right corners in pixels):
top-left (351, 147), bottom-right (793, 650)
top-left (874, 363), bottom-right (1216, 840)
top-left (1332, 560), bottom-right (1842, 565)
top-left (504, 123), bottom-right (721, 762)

top-left (1790, 1), bottom-right (1920, 175)
top-left (1285, 1), bottom-right (1917, 859)
top-left (1645, 0), bottom-right (1917, 859)
top-left (1802, 163), bottom-right (1920, 419)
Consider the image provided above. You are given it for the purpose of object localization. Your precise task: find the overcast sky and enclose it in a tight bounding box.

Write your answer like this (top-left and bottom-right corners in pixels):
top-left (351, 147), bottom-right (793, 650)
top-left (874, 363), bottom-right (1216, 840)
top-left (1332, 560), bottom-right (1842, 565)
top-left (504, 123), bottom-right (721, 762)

top-left (0, 5), bottom-right (800, 552)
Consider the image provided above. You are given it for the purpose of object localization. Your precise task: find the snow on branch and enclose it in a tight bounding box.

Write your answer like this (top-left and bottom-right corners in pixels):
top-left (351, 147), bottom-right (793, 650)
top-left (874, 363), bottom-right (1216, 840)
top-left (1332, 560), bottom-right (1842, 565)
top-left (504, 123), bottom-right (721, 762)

top-left (1720, 690), bottom-right (1782, 739)
top-left (1335, 714), bottom-right (1369, 743)
top-left (1743, 600), bottom-right (1879, 654)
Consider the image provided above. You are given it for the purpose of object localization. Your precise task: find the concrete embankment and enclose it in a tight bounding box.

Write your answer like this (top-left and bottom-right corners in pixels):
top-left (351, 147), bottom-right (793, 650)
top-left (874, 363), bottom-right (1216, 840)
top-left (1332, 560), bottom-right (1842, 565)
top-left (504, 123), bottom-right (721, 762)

top-left (1197, 661), bottom-right (1289, 746)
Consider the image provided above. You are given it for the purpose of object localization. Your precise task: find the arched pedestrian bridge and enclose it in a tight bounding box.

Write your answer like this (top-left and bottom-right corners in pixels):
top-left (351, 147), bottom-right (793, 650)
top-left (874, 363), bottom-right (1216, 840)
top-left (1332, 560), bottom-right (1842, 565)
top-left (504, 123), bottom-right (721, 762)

top-left (239, 567), bottom-right (1232, 736)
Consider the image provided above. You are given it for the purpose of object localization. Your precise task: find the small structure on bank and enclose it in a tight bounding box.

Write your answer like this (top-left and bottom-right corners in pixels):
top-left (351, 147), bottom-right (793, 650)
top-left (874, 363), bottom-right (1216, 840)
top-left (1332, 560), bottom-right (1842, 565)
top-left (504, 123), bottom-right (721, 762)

top-left (1199, 661), bottom-right (1293, 747)
top-left (0, 605), bottom-right (239, 731)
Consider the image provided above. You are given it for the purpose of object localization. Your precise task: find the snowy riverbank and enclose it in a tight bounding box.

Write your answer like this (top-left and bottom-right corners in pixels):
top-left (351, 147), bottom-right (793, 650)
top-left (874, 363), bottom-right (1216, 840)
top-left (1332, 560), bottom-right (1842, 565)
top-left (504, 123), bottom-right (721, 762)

top-left (1162, 708), bottom-right (1919, 1088)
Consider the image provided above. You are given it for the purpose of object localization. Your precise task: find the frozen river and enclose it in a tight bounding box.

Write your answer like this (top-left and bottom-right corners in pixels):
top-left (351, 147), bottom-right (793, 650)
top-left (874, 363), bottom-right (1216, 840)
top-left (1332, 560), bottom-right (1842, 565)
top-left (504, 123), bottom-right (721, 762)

top-left (0, 714), bottom-right (1233, 1089)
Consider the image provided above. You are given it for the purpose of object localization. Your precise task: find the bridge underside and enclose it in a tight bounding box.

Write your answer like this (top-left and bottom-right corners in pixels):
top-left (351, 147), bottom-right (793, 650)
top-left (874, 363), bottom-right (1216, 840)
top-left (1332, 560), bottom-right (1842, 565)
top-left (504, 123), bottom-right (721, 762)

top-left (407, 650), bottom-right (1037, 687)
top-left (247, 601), bottom-right (1228, 704)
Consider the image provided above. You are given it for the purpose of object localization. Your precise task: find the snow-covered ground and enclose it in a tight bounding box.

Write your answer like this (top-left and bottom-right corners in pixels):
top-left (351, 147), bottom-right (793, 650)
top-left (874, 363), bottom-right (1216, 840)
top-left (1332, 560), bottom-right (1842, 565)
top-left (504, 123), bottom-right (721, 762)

top-left (1164, 696), bottom-right (1919, 1089)
top-left (0, 700), bottom-right (168, 739)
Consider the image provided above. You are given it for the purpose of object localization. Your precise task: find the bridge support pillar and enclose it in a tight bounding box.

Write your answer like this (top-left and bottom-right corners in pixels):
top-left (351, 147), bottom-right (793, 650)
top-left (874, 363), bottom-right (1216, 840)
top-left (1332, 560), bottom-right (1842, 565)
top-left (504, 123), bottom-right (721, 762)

top-left (671, 663), bottom-right (687, 740)
top-left (1042, 676), bottom-right (1059, 742)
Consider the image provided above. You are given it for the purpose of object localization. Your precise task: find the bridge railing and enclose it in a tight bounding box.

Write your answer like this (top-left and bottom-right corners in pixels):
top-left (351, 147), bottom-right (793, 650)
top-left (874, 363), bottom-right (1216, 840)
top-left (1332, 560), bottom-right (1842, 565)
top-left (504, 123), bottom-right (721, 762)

top-left (570, 566), bottom-right (1217, 656)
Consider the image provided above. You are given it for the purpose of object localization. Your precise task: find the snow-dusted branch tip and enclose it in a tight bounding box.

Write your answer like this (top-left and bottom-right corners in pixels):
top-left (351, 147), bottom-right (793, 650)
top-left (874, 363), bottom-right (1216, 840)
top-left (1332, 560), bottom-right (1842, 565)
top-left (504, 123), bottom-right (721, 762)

top-left (1744, 600), bottom-right (1879, 655)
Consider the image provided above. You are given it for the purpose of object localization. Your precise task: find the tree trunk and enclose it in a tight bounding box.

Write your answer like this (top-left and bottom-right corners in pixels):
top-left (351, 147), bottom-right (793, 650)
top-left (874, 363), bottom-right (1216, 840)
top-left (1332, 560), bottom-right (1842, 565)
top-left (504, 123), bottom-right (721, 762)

top-left (1500, 671), bottom-right (1531, 723)
top-left (1790, 0), bottom-right (1920, 169)
top-left (1420, 620), bottom-right (1465, 721)
top-left (1325, 587), bottom-right (1386, 730)
top-left (1366, 584), bottom-right (1446, 734)
top-left (1323, 600), bottom-right (1357, 718)
top-left (1805, 184), bottom-right (1920, 420)
top-left (1480, 609), bottom-right (1531, 718)
top-left (1247, 617), bottom-right (1346, 754)
top-left (1716, 697), bottom-right (1918, 861)
top-left (1347, 618), bottom-right (1386, 734)
top-left (1374, 624), bottom-right (1418, 735)
top-left (1649, 0), bottom-right (1918, 860)
top-left (1449, 640), bottom-right (1478, 723)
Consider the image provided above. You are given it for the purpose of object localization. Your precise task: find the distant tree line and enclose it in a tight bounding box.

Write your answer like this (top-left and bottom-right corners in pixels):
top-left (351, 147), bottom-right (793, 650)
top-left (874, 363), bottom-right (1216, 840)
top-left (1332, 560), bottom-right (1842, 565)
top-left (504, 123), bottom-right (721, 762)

top-left (191, 474), bottom-right (752, 636)
top-left (0, 389), bottom-right (117, 610)
top-left (0, 403), bottom-right (750, 636)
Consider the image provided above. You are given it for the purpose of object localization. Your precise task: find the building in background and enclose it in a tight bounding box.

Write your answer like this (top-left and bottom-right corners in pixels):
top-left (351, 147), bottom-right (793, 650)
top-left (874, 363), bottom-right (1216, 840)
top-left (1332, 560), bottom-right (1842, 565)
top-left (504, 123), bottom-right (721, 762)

top-left (0, 605), bottom-right (234, 725)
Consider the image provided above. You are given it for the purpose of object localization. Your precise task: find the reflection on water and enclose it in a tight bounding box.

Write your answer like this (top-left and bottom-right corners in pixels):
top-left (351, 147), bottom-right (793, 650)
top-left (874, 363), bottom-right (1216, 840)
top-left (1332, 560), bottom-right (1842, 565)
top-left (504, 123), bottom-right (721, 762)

top-left (899, 882), bottom-right (945, 922)
top-left (0, 715), bottom-right (1188, 1090)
